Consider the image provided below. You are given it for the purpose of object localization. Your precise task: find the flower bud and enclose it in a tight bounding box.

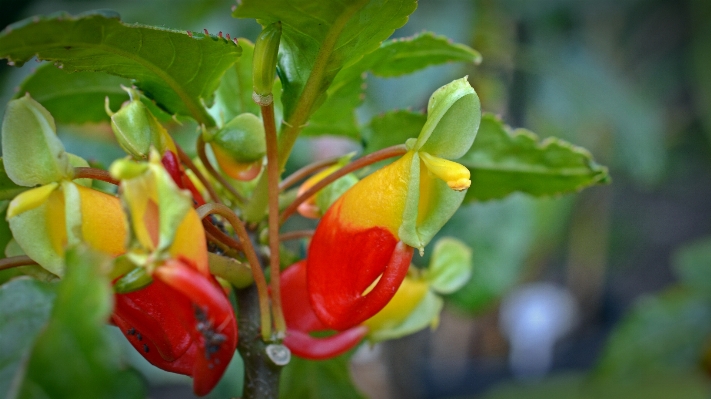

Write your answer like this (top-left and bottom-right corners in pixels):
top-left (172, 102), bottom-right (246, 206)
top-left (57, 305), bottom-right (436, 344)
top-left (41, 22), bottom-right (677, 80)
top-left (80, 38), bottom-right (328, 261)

top-left (205, 113), bottom-right (266, 181)
top-left (252, 21), bottom-right (282, 104)
top-left (114, 266), bottom-right (153, 293)
top-left (1, 93), bottom-right (72, 186)
top-left (108, 86), bottom-right (174, 159)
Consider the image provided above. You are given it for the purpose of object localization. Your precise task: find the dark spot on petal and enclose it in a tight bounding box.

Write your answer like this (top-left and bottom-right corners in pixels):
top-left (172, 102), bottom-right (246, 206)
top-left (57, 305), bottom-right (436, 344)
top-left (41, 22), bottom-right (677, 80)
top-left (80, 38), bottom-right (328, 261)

top-left (143, 344), bottom-right (150, 353)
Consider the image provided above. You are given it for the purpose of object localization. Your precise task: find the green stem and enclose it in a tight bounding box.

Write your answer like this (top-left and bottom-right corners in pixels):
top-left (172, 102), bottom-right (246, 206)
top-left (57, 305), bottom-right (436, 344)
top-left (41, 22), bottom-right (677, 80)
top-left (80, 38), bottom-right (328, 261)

top-left (279, 144), bottom-right (408, 225)
top-left (196, 203), bottom-right (272, 341)
top-left (261, 103), bottom-right (287, 338)
top-left (278, 156), bottom-right (340, 192)
top-left (196, 135), bottom-right (247, 204)
top-left (174, 144), bottom-right (222, 204)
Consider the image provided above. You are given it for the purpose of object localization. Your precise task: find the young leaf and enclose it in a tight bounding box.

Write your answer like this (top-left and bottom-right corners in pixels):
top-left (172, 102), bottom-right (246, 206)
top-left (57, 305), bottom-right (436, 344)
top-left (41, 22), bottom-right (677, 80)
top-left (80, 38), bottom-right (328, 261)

top-left (460, 114), bottom-right (610, 202)
top-left (234, 0), bottom-right (417, 120)
top-left (18, 245), bottom-right (145, 398)
top-left (594, 289), bottom-right (711, 379)
top-left (280, 353), bottom-right (364, 399)
top-left (0, 278), bottom-right (56, 399)
top-left (0, 11), bottom-right (241, 126)
top-left (300, 75), bottom-right (363, 138)
top-left (210, 39), bottom-right (261, 123)
top-left (15, 64), bottom-right (131, 124)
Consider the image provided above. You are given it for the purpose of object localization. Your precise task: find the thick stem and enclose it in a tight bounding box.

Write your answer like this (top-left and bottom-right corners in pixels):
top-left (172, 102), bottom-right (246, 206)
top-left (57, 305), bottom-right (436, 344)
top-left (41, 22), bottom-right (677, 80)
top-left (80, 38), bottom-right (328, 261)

top-left (280, 144), bottom-right (408, 225)
top-left (236, 284), bottom-right (283, 399)
top-left (196, 135), bottom-right (247, 204)
top-left (73, 167), bottom-right (119, 185)
top-left (174, 144), bottom-right (222, 204)
top-left (261, 103), bottom-right (287, 337)
top-left (278, 156), bottom-right (340, 192)
top-left (196, 203), bottom-right (272, 341)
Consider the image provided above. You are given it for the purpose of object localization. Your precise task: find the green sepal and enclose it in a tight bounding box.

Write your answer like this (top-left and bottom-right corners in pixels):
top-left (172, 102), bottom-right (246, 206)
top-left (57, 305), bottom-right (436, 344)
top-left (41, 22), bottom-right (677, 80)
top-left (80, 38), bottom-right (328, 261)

top-left (208, 252), bottom-right (253, 289)
top-left (61, 181), bottom-right (83, 248)
top-left (108, 255), bottom-right (137, 281)
top-left (113, 267), bottom-right (153, 293)
top-left (8, 191), bottom-right (64, 276)
top-left (109, 86), bottom-right (169, 160)
top-left (367, 289), bottom-right (443, 343)
top-left (205, 113), bottom-right (266, 163)
top-left (412, 77), bottom-right (481, 159)
top-left (423, 237), bottom-right (472, 294)
top-left (0, 159), bottom-right (29, 201)
top-left (153, 157), bottom-right (193, 253)
top-left (1, 93), bottom-right (72, 187)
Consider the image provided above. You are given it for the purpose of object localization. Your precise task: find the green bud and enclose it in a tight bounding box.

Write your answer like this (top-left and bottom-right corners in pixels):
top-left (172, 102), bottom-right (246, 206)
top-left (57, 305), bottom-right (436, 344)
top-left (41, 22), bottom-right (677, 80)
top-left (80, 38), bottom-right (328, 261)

top-left (114, 266), bottom-right (153, 293)
top-left (252, 21), bottom-right (282, 104)
top-left (206, 113), bottom-right (266, 180)
top-left (1, 93), bottom-right (72, 186)
top-left (108, 86), bottom-right (171, 159)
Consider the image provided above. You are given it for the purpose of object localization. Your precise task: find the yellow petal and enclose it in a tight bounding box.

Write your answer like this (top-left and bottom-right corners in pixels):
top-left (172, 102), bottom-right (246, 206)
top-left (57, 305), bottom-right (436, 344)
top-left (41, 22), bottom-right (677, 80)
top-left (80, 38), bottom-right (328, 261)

top-left (7, 182), bottom-right (59, 219)
top-left (419, 151), bottom-right (471, 191)
top-left (363, 277), bottom-right (430, 332)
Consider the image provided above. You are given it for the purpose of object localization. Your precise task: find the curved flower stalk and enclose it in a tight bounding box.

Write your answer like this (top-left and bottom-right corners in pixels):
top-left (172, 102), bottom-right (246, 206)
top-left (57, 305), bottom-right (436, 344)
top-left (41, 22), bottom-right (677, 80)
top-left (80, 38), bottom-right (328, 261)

top-left (110, 152), bottom-right (237, 396)
top-left (307, 78), bottom-right (481, 330)
top-left (2, 94), bottom-right (127, 276)
top-left (280, 260), bottom-right (367, 360)
top-left (296, 156), bottom-right (358, 219)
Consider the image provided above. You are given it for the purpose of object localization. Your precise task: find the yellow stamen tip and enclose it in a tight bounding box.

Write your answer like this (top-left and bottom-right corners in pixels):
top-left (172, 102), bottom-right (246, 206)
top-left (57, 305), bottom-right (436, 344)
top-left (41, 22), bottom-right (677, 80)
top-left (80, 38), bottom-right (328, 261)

top-left (419, 152), bottom-right (471, 192)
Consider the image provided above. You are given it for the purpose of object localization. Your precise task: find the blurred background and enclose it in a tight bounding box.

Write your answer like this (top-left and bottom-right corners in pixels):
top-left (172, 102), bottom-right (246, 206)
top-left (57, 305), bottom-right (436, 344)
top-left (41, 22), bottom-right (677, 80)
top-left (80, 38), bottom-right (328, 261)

top-left (2, 0), bottom-right (711, 398)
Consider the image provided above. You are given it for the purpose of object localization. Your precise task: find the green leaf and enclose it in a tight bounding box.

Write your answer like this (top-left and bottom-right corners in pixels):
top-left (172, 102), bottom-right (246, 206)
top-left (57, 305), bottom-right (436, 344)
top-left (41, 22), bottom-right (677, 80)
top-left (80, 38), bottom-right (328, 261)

top-left (15, 63), bottom-right (130, 124)
top-left (461, 114), bottom-right (610, 202)
top-left (300, 74), bottom-right (363, 138)
top-left (0, 159), bottom-right (28, 201)
top-left (424, 237), bottom-right (472, 294)
top-left (209, 39), bottom-right (261, 123)
top-left (672, 236), bottom-right (711, 296)
top-left (18, 245), bottom-right (145, 398)
top-left (234, 0), bottom-right (417, 120)
top-left (280, 353), bottom-right (364, 399)
top-left (362, 110), bottom-right (426, 154)
top-left (0, 278), bottom-right (56, 399)
top-left (594, 289), bottom-right (711, 379)
top-left (0, 11), bottom-right (241, 126)
top-left (360, 31), bottom-right (481, 78)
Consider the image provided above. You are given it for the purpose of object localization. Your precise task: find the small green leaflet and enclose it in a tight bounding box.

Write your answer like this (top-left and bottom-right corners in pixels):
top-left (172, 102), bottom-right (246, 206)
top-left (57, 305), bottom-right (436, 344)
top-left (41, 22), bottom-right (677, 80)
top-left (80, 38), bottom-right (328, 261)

top-left (280, 353), bottom-right (364, 399)
top-left (461, 113), bottom-right (610, 201)
top-left (234, 0), bottom-right (417, 121)
top-left (18, 245), bottom-right (145, 399)
top-left (0, 278), bottom-right (56, 399)
top-left (0, 11), bottom-right (241, 126)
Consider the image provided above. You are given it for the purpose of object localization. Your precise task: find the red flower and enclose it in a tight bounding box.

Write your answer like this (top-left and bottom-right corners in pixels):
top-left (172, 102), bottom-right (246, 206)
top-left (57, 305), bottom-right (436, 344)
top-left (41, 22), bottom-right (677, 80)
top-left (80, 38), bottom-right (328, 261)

top-left (281, 260), bottom-right (367, 359)
top-left (113, 259), bottom-right (237, 396)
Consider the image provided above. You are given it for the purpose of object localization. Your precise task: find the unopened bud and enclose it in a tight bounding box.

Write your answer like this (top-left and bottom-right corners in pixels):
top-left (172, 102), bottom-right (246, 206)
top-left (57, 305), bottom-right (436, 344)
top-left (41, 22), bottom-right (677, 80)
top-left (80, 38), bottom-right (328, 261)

top-left (205, 113), bottom-right (266, 181)
top-left (252, 21), bottom-right (282, 103)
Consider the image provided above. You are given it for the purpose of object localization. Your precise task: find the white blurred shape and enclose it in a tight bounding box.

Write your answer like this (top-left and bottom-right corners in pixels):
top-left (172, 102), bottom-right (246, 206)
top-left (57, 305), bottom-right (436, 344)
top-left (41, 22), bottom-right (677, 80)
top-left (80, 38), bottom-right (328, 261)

top-left (499, 282), bottom-right (579, 380)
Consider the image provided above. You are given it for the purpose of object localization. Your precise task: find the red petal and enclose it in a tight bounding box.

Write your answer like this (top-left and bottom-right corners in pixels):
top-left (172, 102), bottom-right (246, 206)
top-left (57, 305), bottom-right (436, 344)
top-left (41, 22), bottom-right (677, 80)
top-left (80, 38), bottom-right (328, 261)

top-left (284, 327), bottom-right (368, 360)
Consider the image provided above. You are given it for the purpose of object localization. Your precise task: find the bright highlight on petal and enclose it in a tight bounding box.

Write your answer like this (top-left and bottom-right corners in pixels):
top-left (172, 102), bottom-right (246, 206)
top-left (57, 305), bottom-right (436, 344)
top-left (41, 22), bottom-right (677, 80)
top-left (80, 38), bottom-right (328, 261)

top-left (7, 182), bottom-right (58, 219)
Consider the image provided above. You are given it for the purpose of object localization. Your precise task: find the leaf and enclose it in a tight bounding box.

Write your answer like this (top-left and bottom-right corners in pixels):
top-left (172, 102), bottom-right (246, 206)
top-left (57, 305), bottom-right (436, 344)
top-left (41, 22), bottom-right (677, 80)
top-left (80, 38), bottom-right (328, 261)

top-left (301, 32), bottom-right (481, 139)
top-left (0, 11), bottom-right (241, 126)
top-left (234, 0), bottom-right (417, 120)
top-left (280, 353), bottom-right (364, 399)
top-left (460, 114), bottom-right (610, 202)
top-left (209, 39), bottom-right (261, 123)
top-left (672, 236), bottom-right (711, 296)
top-left (358, 31), bottom-right (482, 78)
top-left (594, 289), bottom-right (711, 379)
top-left (362, 110), bottom-right (426, 154)
top-left (0, 278), bottom-right (56, 399)
top-left (18, 245), bottom-right (145, 399)
top-left (15, 63), bottom-right (131, 124)
top-left (424, 237), bottom-right (472, 295)
top-left (0, 159), bottom-right (28, 201)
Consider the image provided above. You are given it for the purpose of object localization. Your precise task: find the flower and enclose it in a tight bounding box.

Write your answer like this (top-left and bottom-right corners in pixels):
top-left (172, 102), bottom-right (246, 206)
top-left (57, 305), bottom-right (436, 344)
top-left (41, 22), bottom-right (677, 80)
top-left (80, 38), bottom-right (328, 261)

top-left (110, 152), bottom-right (237, 396)
top-left (306, 78), bottom-right (481, 330)
top-left (280, 260), bottom-right (367, 359)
